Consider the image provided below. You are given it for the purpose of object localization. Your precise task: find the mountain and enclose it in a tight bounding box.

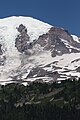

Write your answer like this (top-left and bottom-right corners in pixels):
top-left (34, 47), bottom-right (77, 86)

top-left (0, 16), bottom-right (80, 85)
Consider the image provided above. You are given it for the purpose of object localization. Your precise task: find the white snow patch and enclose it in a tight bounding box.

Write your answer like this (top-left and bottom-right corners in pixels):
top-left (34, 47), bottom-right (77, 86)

top-left (71, 35), bottom-right (80, 43)
top-left (22, 82), bottom-right (28, 86)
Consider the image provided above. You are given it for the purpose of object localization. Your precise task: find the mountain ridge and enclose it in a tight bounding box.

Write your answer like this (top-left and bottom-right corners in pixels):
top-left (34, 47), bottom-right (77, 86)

top-left (0, 16), bottom-right (80, 85)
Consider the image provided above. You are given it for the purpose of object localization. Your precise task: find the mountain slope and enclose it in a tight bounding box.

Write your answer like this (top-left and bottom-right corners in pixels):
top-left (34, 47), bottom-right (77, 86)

top-left (0, 16), bottom-right (80, 85)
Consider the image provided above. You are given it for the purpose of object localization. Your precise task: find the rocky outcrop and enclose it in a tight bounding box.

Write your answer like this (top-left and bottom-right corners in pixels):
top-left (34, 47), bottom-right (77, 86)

top-left (37, 27), bottom-right (80, 56)
top-left (0, 44), bottom-right (3, 55)
top-left (15, 24), bottom-right (32, 54)
top-left (0, 44), bottom-right (6, 66)
top-left (28, 67), bottom-right (60, 81)
top-left (48, 27), bottom-right (73, 42)
top-left (28, 67), bottom-right (48, 77)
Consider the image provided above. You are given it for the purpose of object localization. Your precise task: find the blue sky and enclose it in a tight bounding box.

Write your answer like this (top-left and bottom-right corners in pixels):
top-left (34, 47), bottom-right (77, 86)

top-left (0, 0), bottom-right (80, 35)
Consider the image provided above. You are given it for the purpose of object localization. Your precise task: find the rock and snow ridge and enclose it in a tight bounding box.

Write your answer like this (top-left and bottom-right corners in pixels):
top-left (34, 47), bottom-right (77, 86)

top-left (0, 16), bottom-right (80, 85)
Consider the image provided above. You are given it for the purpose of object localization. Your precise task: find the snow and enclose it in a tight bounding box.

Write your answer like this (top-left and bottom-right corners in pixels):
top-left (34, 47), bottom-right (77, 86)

top-left (0, 16), bottom-right (52, 82)
top-left (28, 50), bottom-right (80, 72)
top-left (21, 70), bottom-right (30, 79)
top-left (52, 53), bottom-right (80, 70)
top-left (30, 51), bottom-right (80, 78)
top-left (57, 78), bottom-right (66, 81)
top-left (25, 76), bottom-right (53, 82)
top-left (60, 71), bottom-right (80, 78)
top-left (43, 67), bottom-right (53, 71)
top-left (71, 35), bottom-right (80, 43)
top-left (22, 82), bottom-right (28, 86)
top-left (31, 51), bottom-right (80, 70)
top-left (0, 16), bottom-right (52, 41)
top-left (26, 50), bottom-right (80, 81)
top-left (0, 81), bottom-right (13, 86)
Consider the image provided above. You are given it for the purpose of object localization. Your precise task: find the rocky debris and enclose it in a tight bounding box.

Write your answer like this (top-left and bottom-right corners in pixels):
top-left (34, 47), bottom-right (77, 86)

top-left (28, 67), bottom-right (48, 77)
top-left (15, 24), bottom-right (31, 54)
top-left (27, 67), bottom-right (60, 81)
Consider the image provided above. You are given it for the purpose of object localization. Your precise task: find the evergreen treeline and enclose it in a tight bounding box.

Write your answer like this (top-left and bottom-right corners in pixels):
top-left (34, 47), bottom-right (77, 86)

top-left (0, 101), bottom-right (80, 120)
top-left (0, 78), bottom-right (80, 120)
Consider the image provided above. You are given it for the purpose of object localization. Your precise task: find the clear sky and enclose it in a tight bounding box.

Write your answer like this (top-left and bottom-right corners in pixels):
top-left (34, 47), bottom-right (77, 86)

top-left (0, 0), bottom-right (80, 36)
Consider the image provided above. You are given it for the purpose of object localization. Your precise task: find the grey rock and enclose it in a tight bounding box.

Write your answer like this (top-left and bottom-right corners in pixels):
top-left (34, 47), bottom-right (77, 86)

top-left (15, 24), bottom-right (30, 53)
top-left (0, 44), bottom-right (3, 55)
top-left (0, 44), bottom-right (6, 66)
top-left (37, 27), bottom-right (80, 57)
top-left (17, 24), bottom-right (27, 34)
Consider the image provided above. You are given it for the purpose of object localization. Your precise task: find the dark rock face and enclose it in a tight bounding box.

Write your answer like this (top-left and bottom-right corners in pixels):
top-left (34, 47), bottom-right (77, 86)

top-left (37, 27), bottom-right (73, 47)
top-left (0, 56), bottom-right (6, 66)
top-left (17, 24), bottom-right (27, 33)
top-left (28, 67), bottom-right (60, 81)
top-left (28, 67), bottom-right (48, 77)
top-left (37, 27), bottom-right (71, 56)
top-left (15, 24), bottom-right (31, 53)
top-left (37, 34), bottom-right (48, 47)
top-left (0, 44), bottom-right (3, 55)
top-left (37, 27), bottom-right (80, 56)
top-left (0, 44), bottom-right (6, 66)
top-left (49, 27), bottom-right (72, 42)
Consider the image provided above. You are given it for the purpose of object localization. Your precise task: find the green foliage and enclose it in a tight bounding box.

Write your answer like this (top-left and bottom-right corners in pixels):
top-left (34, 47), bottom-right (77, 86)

top-left (0, 79), bottom-right (80, 119)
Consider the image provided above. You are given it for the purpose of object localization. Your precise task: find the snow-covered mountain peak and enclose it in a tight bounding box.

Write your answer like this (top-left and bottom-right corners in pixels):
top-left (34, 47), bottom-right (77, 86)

top-left (0, 16), bottom-right (80, 85)
top-left (0, 16), bottom-right (52, 41)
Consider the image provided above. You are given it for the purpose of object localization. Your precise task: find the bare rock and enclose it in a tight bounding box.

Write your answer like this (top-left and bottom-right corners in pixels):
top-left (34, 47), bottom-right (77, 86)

top-left (15, 24), bottom-right (30, 53)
